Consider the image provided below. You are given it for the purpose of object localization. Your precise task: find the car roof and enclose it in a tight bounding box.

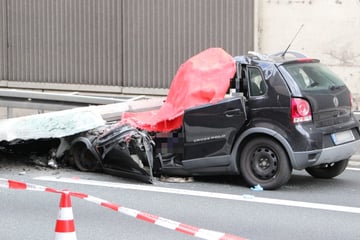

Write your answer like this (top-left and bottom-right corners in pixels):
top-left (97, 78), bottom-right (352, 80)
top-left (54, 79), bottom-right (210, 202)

top-left (234, 51), bottom-right (320, 66)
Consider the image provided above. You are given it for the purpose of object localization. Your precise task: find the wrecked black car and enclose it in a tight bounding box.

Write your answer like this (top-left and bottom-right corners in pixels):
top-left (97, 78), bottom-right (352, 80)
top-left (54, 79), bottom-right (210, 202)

top-left (71, 95), bottom-right (246, 183)
top-left (70, 48), bottom-right (360, 189)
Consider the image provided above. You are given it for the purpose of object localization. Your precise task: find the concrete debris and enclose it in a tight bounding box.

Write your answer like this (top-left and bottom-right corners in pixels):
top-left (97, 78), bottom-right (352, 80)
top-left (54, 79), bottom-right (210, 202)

top-left (250, 184), bottom-right (264, 191)
top-left (47, 148), bottom-right (58, 169)
top-left (159, 176), bottom-right (194, 183)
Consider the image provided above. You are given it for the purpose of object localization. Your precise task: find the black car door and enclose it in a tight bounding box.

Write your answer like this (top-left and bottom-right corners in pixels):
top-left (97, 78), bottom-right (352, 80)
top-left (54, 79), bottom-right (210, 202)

top-left (182, 96), bottom-right (246, 162)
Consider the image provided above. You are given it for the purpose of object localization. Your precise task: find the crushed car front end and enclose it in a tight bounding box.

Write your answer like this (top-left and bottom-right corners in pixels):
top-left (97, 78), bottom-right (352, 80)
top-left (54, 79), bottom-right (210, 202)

top-left (71, 124), bottom-right (155, 183)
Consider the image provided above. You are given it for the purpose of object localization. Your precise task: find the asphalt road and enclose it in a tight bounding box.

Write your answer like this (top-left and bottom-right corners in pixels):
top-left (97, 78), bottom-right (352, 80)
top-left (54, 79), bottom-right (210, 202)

top-left (0, 155), bottom-right (360, 240)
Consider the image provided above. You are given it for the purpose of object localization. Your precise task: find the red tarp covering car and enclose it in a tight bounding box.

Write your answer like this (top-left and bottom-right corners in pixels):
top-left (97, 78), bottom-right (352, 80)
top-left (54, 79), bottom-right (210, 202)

top-left (120, 48), bottom-right (236, 132)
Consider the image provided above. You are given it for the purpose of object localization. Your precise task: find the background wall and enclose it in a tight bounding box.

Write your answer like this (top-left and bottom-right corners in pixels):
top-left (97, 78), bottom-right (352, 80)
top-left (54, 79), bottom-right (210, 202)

top-left (256, 0), bottom-right (360, 108)
top-left (2, 0), bottom-right (358, 107)
top-left (0, 0), bottom-right (7, 81)
top-left (0, 0), bottom-right (254, 96)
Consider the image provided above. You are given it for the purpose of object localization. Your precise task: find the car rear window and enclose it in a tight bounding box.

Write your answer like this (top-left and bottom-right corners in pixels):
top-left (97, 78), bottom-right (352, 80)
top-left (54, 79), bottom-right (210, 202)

top-left (283, 63), bottom-right (345, 91)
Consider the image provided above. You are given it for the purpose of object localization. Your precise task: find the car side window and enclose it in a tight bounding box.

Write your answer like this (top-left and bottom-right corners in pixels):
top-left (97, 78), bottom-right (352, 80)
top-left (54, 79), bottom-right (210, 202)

top-left (248, 68), bottom-right (266, 96)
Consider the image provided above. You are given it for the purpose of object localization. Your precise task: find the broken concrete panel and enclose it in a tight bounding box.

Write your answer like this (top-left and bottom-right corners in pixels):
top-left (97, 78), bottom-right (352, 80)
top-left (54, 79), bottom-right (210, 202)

top-left (89, 102), bottom-right (131, 121)
top-left (127, 97), bottom-right (165, 112)
top-left (0, 108), bottom-right (105, 142)
top-left (0, 97), bottom-right (165, 141)
top-left (85, 97), bottom-right (164, 122)
top-left (0, 94), bottom-right (165, 142)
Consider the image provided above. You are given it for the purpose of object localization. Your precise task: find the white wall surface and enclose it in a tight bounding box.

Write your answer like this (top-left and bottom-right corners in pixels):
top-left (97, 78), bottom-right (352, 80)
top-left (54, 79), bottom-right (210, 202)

top-left (255, 0), bottom-right (360, 109)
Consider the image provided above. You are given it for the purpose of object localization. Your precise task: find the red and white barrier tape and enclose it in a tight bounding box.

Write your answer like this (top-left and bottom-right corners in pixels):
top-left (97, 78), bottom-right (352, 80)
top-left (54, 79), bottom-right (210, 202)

top-left (70, 191), bottom-right (247, 240)
top-left (0, 178), bottom-right (247, 240)
top-left (0, 178), bottom-right (59, 193)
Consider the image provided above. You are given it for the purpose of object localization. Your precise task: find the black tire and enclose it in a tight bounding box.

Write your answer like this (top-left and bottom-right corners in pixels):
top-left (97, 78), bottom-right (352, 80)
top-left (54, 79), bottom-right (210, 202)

top-left (72, 143), bottom-right (100, 172)
top-left (240, 137), bottom-right (292, 190)
top-left (305, 159), bottom-right (349, 179)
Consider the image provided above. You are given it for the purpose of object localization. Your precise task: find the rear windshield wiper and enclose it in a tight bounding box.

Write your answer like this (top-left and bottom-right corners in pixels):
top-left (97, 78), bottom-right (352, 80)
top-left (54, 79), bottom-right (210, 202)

top-left (329, 85), bottom-right (343, 91)
top-left (307, 82), bottom-right (319, 88)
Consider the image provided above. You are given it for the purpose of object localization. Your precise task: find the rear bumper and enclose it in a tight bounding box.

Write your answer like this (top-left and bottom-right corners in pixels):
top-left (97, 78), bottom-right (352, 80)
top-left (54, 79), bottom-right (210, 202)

top-left (354, 111), bottom-right (360, 122)
top-left (292, 139), bottom-right (360, 169)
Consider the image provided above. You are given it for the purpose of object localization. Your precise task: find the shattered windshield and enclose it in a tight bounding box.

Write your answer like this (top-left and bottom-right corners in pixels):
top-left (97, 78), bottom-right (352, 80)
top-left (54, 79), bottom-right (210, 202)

top-left (283, 63), bottom-right (345, 91)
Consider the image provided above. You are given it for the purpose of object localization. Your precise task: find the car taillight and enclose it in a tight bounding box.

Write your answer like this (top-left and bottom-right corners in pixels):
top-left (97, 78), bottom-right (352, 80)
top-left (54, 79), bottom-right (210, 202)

top-left (350, 93), bottom-right (355, 112)
top-left (291, 98), bottom-right (312, 123)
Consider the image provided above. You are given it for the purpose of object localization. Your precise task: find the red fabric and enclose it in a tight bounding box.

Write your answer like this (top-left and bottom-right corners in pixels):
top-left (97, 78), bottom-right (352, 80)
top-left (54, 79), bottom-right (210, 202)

top-left (121, 48), bottom-right (236, 132)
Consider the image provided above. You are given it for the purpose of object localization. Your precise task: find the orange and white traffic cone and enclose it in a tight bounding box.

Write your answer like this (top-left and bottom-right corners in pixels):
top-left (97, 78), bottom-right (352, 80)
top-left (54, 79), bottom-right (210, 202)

top-left (54, 191), bottom-right (77, 240)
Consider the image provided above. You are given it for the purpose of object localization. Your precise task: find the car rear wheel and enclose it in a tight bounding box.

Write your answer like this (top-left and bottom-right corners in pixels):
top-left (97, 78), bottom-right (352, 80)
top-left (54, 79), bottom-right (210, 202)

top-left (305, 159), bottom-right (349, 179)
top-left (240, 137), bottom-right (292, 190)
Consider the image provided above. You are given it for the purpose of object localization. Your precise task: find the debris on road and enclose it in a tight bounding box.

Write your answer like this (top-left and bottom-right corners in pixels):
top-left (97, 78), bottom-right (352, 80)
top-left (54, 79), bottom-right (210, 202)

top-left (250, 184), bottom-right (264, 191)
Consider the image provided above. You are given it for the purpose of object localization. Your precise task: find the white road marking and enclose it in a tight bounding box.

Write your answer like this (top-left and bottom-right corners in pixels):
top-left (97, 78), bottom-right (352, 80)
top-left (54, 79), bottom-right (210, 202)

top-left (347, 167), bottom-right (360, 171)
top-left (35, 176), bottom-right (360, 214)
top-left (348, 160), bottom-right (360, 167)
